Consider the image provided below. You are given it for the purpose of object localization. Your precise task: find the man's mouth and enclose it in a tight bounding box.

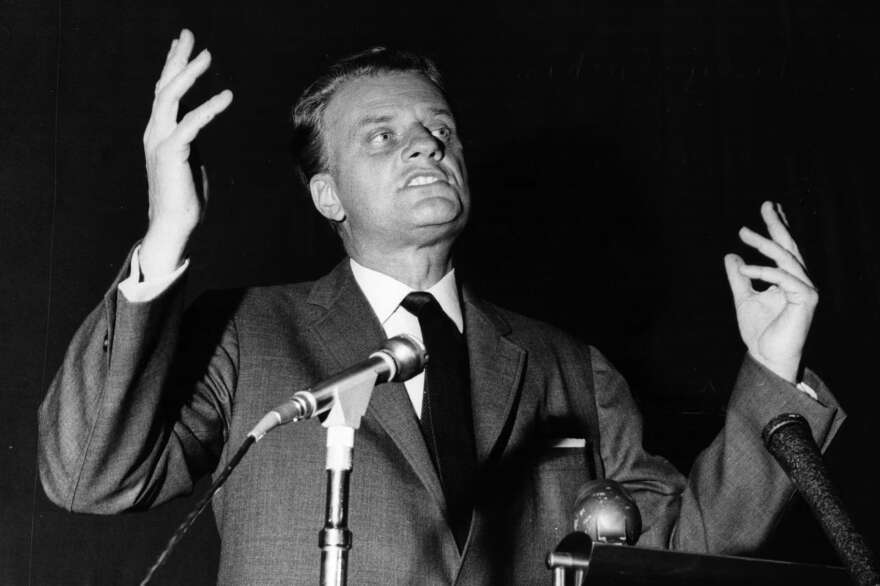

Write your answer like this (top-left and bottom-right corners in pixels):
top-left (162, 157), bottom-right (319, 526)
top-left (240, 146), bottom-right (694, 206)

top-left (404, 174), bottom-right (445, 188)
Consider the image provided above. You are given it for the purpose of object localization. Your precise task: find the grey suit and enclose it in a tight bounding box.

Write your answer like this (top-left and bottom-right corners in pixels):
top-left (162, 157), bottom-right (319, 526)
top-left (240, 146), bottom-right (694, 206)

top-left (39, 256), bottom-right (845, 584)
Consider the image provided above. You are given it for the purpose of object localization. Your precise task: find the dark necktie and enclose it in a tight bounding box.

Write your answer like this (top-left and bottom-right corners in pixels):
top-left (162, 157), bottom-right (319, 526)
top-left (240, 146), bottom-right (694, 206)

top-left (400, 291), bottom-right (476, 552)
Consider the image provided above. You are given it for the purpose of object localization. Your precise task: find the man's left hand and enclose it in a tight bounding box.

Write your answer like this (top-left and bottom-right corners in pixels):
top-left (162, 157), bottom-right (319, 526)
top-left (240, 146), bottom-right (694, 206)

top-left (724, 201), bottom-right (819, 383)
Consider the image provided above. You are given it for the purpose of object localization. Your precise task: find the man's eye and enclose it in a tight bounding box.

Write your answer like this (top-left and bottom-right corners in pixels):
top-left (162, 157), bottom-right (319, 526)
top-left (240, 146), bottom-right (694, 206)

top-left (369, 131), bottom-right (393, 145)
top-left (432, 126), bottom-right (452, 141)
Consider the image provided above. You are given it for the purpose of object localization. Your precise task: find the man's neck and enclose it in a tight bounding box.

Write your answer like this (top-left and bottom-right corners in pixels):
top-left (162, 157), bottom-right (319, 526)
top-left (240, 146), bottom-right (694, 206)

top-left (347, 245), bottom-right (454, 290)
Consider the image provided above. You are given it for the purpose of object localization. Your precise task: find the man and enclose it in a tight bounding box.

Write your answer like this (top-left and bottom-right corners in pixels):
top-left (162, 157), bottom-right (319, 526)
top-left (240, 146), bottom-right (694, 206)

top-left (39, 29), bottom-right (844, 584)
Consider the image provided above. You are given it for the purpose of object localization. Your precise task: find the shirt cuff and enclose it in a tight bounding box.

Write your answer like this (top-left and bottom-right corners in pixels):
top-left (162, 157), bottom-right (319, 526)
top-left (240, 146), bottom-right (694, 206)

top-left (796, 381), bottom-right (819, 400)
top-left (118, 245), bottom-right (189, 302)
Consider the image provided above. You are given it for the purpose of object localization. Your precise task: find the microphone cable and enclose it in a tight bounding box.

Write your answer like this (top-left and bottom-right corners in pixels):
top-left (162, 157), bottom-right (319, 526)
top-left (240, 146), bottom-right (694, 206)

top-left (139, 434), bottom-right (255, 586)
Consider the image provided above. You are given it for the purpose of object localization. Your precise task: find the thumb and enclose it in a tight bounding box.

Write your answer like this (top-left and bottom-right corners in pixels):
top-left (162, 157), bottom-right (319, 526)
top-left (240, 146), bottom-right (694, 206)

top-left (724, 253), bottom-right (751, 305)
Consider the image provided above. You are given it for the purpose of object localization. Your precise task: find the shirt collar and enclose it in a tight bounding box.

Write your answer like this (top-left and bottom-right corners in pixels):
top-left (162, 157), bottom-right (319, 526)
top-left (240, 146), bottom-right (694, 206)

top-left (349, 258), bottom-right (464, 333)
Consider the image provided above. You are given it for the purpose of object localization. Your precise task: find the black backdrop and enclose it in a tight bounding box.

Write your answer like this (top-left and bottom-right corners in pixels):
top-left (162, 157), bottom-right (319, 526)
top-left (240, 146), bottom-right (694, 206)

top-left (2, 1), bottom-right (879, 584)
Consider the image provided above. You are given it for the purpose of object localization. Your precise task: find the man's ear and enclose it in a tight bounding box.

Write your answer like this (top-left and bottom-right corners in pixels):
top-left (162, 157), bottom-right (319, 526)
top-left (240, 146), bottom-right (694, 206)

top-left (309, 173), bottom-right (346, 222)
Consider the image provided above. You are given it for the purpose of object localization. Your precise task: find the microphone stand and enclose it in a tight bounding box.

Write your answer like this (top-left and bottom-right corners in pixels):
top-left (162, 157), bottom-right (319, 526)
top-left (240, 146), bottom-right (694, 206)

top-left (317, 367), bottom-right (379, 586)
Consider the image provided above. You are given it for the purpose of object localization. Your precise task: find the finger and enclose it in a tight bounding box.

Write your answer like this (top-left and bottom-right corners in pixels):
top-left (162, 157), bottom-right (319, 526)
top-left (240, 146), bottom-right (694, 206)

top-left (151, 49), bottom-right (214, 135)
top-left (737, 264), bottom-right (818, 305)
top-left (154, 38), bottom-right (179, 92)
top-left (167, 89), bottom-right (233, 146)
top-left (760, 201), bottom-right (805, 265)
top-left (155, 29), bottom-right (195, 96)
top-left (739, 225), bottom-right (813, 287)
top-left (724, 253), bottom-right (752, 305)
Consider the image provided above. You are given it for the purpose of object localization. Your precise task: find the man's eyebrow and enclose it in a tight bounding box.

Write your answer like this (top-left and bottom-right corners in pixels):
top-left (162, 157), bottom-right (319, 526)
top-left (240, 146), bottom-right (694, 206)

top-left (429, 107), bottom-right (454, 119)
top-left (351, 108), bottom-right (454, 134)
top-left (355, 114), bottom-right (395, 129)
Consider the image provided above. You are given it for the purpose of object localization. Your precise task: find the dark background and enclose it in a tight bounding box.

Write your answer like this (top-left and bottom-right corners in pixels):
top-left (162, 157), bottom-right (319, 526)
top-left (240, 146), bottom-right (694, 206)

top-left (2, 1), bottom-right (878, 583)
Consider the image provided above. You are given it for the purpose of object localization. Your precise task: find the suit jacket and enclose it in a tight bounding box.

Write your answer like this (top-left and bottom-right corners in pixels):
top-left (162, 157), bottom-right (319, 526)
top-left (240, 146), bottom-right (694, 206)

top-left (39, 256), bottom-right (845, 585)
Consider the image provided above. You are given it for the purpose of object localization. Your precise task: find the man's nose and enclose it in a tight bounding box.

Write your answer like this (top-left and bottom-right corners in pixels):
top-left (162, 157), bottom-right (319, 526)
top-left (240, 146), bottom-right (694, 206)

top-left (403, 126), bottom-right (443, 161)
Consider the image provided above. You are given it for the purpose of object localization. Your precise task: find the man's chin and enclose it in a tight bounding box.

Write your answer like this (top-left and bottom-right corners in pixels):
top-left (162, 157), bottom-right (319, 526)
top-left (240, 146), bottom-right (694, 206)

top-left (412, 194), bottom-right (467, 221)
top-left (405, 209), bottom-right (468, 245)
top-left (414, 206), bottom-right (467, 230)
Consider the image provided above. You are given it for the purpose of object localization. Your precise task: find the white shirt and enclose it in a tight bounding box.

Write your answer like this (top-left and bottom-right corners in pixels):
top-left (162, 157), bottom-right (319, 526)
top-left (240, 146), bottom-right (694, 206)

top-left (349, 258), bottom-right (463, 416)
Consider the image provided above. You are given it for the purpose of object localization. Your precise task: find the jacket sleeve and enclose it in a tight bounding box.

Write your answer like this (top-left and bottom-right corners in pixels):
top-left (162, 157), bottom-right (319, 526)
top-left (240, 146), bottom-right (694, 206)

top-left (589, 346), bottom-right (845, 554)
top-left (37, 249), bottom-right (238, 513)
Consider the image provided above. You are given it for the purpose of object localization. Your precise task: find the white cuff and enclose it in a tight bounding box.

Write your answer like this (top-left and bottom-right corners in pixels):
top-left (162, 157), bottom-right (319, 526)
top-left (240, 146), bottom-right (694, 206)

top-left (118, 245), bottom-right (189, 302)
top-left (796, 381), bottom-right (818, 401)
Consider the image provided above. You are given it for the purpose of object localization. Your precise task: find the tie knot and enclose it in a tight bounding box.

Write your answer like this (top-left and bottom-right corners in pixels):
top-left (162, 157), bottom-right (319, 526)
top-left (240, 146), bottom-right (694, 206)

top-left (400, 291), bottom-right (438, 316)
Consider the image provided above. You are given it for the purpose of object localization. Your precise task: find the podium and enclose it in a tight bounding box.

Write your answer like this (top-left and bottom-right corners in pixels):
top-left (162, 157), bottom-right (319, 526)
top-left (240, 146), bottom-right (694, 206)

top-left (547, 532), bottom-right (852, 585)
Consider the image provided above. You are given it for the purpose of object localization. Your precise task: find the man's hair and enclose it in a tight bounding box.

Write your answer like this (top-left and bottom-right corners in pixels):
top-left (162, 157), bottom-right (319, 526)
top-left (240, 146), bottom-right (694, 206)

top-left (291, 47), bottom-right (447, 188)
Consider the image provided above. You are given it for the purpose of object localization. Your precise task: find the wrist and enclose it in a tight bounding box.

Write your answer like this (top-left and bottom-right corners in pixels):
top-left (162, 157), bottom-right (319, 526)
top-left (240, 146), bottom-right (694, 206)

top-left (748, 350), bottom-right (800, 384)
top-left (140, 220), bottom-right (194, 281)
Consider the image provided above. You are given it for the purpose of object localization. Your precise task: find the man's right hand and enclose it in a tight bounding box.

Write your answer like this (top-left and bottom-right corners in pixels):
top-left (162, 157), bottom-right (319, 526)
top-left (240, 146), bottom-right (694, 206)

top-left (140, 29), bottom-right (233, 281)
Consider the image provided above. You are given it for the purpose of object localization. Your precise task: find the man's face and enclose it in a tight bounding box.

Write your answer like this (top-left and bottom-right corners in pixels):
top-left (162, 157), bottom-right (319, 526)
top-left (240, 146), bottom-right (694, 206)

top-left (310, 72), bottom-right (470, 257)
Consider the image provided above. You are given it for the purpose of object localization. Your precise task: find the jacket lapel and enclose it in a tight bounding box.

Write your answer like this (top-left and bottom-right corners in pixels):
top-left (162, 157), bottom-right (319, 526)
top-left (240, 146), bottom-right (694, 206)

top-left (306, 260), bottom-right (446, 507)
top-left (462, 288), bottom-right (527, 465)
top-left (305, 264), bottom-right (528, 536)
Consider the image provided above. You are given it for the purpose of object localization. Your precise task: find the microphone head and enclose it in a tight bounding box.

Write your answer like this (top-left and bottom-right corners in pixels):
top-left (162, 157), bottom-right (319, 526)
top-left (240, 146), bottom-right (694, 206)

top-left (379, 334), bottom-right (428, 382)
top-left (762, 412), bottom-right (811, 451)
top-left (572, 480), bottom-right (642, 545)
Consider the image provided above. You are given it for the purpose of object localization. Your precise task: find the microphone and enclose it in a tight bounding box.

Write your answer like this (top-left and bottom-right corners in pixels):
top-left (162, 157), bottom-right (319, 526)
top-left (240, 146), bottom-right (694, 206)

top-left (248, 334), bottom-right (427, 440)
top-left (572, 479), bottom-right (642, 545)
top-left (547, 480), bottom-right (641, 585)
top-left (763, 413), bottom-right (880, 586)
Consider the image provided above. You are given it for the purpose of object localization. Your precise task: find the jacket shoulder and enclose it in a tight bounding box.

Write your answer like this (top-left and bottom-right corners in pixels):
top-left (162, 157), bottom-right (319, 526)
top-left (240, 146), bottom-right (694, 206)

top-left (189, 281), bottom-right (317, 320)
top-left (474, 297), bottom-right (593, 353)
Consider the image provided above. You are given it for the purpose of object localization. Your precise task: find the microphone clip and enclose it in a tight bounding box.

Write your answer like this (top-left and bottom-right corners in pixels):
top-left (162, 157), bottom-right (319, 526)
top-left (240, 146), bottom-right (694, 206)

top-left (321, 366), bottom-right (379, 431)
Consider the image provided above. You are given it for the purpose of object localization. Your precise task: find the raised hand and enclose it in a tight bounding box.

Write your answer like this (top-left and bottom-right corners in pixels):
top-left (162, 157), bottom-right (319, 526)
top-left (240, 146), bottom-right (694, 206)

top-left (724, 201), bottom-right (819, 383)
top-left (140, 29), bottom-right (233, 280)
